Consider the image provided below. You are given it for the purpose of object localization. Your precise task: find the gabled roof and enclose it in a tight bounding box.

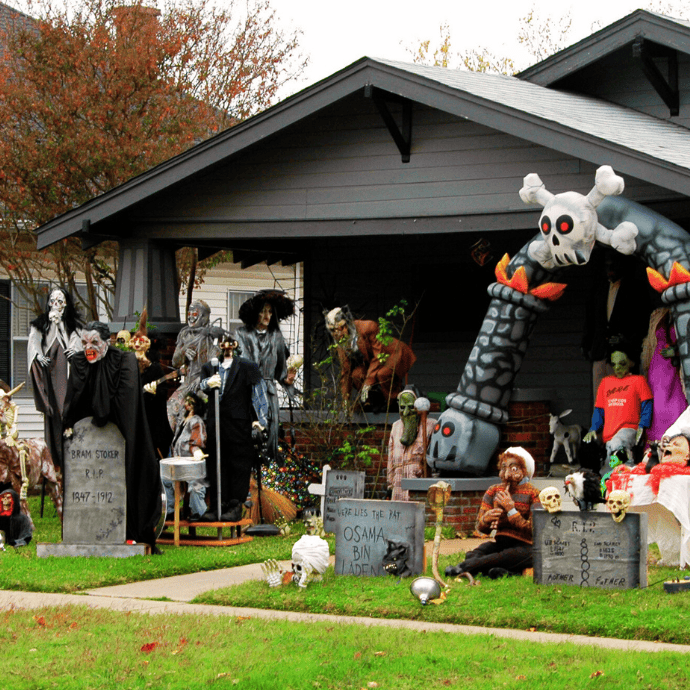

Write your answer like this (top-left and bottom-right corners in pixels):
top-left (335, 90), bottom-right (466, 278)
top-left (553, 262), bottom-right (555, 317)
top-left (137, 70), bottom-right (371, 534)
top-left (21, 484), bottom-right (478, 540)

top-left (518, 9), bottom-right (690, 86)
top-left (35, 54), bottom-right (690, 249)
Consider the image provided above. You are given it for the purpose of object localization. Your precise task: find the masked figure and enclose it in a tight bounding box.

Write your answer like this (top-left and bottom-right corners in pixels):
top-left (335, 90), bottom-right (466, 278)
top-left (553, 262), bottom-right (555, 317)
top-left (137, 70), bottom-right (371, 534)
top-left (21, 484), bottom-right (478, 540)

top-left (324, 306), bottom-right (416, 410)
top-left (63, 322), bottom-right (162, 548)
top-left (199, 333), bottom-right (268, 521)
top-left (387, 389), bottom-right (435, 501)
top-left (0, 488), bottom-right (33, 547)
top-left (28, 287), bottom-right (83, 468)
top-left (167, 300), bottom-right (222, 432)
top-left (235, 290), bottom-right (297, 461)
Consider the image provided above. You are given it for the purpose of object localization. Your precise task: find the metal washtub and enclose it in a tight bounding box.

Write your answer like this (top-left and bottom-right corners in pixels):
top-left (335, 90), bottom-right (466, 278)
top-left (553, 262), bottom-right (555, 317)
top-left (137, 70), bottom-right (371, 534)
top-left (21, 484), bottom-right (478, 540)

top-left (159, 456), bottom-right (206, 482)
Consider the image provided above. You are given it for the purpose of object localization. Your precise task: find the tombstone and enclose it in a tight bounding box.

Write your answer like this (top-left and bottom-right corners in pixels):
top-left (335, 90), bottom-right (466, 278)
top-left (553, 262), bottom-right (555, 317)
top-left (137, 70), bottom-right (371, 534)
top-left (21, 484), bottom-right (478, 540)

top-left (323, 469), bottom-right (365, 533)
top-left (37, 418), bottom-right (148, 557)
top-left (334, 498), bottom-right (425, 577)
top-left (533, 509), bottom-right (648, 589)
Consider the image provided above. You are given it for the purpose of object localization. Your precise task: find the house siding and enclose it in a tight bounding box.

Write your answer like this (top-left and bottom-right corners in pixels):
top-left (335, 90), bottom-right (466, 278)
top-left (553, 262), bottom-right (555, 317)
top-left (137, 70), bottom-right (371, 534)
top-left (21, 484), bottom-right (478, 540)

top-left (136, 98), bottom-right (675, 229)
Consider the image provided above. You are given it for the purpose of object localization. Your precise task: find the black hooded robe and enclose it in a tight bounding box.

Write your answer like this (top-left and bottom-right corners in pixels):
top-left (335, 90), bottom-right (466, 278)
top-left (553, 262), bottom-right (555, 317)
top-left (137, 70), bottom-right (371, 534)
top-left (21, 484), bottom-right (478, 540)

top-left (63, 347), bottom-right (161, 547)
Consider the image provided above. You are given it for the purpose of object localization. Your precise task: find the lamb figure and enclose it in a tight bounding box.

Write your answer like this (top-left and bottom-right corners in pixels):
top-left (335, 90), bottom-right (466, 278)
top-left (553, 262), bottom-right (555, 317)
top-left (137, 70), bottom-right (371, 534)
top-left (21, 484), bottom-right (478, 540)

top-left (549, 409), bottom-right (581, 467)
top-left (520, 165), bottom-right (638, 269)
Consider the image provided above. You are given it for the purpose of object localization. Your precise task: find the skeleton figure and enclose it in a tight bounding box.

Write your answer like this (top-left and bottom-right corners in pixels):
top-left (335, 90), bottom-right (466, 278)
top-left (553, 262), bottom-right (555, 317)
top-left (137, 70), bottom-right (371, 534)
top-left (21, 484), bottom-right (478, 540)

top-left (291, 534), bottom-right (330, 588)
top-left (262, 535), bottom-right (330, 588)
top-left (539, 486), bottom-right (563, 513)
top-left (520, 165), bottom-right (638, 269)
top-left (606, 489), bottom-right (632, 523)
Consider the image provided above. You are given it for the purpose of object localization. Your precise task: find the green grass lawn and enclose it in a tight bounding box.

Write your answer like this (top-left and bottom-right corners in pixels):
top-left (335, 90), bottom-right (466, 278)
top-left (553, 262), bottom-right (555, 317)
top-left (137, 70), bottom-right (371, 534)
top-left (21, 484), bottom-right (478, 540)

top-left (2, 605), bottom-right (689, 690)
top-left (5, 496), bottom-right (690, 649)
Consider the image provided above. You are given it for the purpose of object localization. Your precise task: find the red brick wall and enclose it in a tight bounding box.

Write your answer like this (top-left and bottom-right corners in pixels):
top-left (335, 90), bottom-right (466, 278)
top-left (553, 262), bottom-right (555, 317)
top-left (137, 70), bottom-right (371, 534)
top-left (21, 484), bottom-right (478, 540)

top-left (287, 399), bottom-right (552, 534)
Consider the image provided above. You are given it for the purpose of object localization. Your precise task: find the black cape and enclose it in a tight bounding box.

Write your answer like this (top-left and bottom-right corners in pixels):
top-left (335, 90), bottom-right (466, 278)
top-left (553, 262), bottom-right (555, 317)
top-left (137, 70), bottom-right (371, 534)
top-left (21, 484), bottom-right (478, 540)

top-left (63, 347), bottom-right (161, 547)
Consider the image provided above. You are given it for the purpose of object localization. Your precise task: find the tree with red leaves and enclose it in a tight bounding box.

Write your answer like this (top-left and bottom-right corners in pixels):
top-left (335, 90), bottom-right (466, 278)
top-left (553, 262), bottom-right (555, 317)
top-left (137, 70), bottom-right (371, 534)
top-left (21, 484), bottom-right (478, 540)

top-left (0, 0), bottom-right (306, 317)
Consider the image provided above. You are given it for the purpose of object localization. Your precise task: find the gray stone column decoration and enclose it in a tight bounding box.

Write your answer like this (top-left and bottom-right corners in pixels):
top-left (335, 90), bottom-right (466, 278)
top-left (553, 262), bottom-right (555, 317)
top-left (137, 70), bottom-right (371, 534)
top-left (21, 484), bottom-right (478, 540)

top-left (427, 282), bottom-right (551, 475)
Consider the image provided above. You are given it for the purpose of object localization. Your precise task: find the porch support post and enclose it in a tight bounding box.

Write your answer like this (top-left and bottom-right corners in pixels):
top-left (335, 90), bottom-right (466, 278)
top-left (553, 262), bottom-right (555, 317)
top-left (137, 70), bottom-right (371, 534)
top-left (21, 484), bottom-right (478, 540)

top-left (111, 238), bottom-right (181, 333)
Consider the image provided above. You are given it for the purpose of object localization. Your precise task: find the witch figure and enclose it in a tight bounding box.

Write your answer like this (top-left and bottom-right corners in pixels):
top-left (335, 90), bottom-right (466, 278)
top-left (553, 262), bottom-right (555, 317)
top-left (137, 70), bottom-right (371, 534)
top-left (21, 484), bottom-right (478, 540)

top-left (235, 290), bottom-right (298, 462)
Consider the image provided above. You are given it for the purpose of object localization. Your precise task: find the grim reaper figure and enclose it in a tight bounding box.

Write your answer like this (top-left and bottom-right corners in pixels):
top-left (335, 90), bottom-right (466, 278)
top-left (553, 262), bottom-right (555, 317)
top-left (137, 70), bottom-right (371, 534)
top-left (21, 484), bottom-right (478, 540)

top-left (28, 287), bottom-right (83, 468)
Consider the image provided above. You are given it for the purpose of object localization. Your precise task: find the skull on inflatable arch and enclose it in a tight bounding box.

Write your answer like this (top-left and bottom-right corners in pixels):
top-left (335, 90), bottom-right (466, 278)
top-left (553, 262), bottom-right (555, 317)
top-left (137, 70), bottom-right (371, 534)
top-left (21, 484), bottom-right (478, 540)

top-left (519, 165), bottom-right (638, 270)
top-left (539, 486), bottom-right (562, 514)
top-left (606, 490), bottom-right (632, 523)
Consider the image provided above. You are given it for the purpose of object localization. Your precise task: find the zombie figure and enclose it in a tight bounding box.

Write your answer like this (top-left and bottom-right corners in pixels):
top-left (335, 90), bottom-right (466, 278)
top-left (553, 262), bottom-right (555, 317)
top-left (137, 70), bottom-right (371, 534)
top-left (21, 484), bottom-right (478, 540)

top-left (167, 300), bottom-right (222, 432)
top-left (324, 306), bottom-right (416, 409)
top-left (584, 347), bottom-right (653, 472)
top-left (0, 488), bottom-right (33, 546)
top-left (387, 389), bottom-right (435, 501)
top-left (235, 290), bottom-right (298, 462)
top-left (199, 333), bottom-right (268, 521)
top-left (445, 447), bottom-right (541, 579)
top-left (63, 322), bottom-right (162, 549)
top-left (163, 392), bottom-right (208, 520)
top-left (28, 287), bottom-right (83, 468)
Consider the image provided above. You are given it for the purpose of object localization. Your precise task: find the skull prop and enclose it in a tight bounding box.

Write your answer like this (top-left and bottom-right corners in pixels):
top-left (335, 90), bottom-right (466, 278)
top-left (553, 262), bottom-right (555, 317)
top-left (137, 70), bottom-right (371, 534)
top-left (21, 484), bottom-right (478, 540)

top-left (539, 486), bottom-right (563, 514)
top-left (606, 490), bottom-right (632, 523)
top-left (291, 535), bottom-right (330, 588)
top-left (520, 165), bottom-right (638, 269)
top-left (48, 288), bottom-right (67, 324)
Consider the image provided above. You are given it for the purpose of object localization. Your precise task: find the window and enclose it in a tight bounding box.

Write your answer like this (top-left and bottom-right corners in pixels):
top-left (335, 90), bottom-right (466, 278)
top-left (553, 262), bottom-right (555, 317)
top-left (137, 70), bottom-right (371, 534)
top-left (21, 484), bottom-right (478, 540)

top-left (226, 290), bottom-right (254, 334)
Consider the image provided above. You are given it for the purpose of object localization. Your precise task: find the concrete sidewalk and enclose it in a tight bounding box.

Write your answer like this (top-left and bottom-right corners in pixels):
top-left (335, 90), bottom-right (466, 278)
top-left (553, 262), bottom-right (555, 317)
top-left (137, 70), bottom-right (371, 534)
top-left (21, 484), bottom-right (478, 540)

top-left (1, 537), bottom-right (688, 655)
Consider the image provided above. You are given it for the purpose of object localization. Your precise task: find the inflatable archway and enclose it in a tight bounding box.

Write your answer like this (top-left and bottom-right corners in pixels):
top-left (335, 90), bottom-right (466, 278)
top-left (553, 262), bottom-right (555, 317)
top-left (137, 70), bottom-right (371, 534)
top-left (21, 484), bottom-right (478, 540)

top-left (427, 167), bottom-right (690, 475)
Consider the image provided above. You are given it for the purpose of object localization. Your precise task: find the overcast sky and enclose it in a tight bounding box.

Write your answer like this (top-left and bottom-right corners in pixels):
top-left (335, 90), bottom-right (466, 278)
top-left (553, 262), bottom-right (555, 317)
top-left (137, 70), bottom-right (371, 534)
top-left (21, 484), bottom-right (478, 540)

top-left (270, 0), bottom-right (681, 93)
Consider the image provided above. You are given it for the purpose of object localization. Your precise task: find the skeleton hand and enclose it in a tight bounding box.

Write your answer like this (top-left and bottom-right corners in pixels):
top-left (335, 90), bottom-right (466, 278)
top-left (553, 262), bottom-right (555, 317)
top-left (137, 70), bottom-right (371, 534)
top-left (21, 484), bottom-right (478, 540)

top-left (36, 354), bottom-right (51, 367)
top-left (185, 348), bottom-right (197, 361)
top-left (64, 347), bottom-right (78, 360)
top-left (64, 428), bottom-right (73, 439)
top-left (205, 374), bottom-right (221, 389)
top-left (360, 384), bottom-right (371, 403)
top-left (262, 559), bottom-right (285, 587)
top-left (143, 382), bottom-right (157, 395)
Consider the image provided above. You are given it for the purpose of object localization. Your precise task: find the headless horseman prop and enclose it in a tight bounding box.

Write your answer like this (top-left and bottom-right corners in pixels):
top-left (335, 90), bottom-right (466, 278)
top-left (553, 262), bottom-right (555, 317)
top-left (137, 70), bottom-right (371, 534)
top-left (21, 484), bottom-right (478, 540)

top-left (63, 322), bottom-right (162, 548)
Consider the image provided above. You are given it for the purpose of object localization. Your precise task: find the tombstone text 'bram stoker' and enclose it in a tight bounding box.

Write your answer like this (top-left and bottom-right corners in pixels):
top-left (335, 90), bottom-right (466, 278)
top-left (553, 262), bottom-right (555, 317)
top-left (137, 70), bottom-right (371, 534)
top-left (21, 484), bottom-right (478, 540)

top-left (62, 419), bottom-right (127, 545)
top-left (334, 498), bottom-right (425, 577)
top-left (533, 509), bottom-right (648, 589)
top-left (323, 470), bottom-right (365, 533)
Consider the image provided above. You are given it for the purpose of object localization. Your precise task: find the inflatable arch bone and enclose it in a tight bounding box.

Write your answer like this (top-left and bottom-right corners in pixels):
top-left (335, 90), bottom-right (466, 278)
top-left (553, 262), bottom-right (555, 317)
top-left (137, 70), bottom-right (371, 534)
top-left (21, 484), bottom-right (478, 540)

top-left (427, 168), bottom-right (690, 475)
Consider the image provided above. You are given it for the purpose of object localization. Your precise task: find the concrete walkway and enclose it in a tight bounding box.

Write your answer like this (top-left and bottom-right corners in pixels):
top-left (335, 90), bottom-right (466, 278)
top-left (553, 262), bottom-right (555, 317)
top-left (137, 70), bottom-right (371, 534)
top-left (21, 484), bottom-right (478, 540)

top-left (1, 538), bottom-right (688, 655)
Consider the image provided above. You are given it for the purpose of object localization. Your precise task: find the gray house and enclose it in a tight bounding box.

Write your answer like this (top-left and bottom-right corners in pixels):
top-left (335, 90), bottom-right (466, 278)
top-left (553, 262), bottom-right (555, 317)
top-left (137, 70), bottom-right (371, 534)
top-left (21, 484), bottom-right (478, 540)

top-left (34, 9), bottom-right (690, 444)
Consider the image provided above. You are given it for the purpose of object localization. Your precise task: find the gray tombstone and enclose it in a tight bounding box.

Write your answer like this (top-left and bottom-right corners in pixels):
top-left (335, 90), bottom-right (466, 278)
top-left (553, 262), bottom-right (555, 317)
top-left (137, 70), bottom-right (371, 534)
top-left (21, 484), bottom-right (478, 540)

top-left (37, 417), bottom-right (147, 558)
top-left (533, 509), bottom-right (647, 589)
top-left (334, 498), bottom-right (425, 577)
top-left (323, 470), bottom-right (365, 533)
